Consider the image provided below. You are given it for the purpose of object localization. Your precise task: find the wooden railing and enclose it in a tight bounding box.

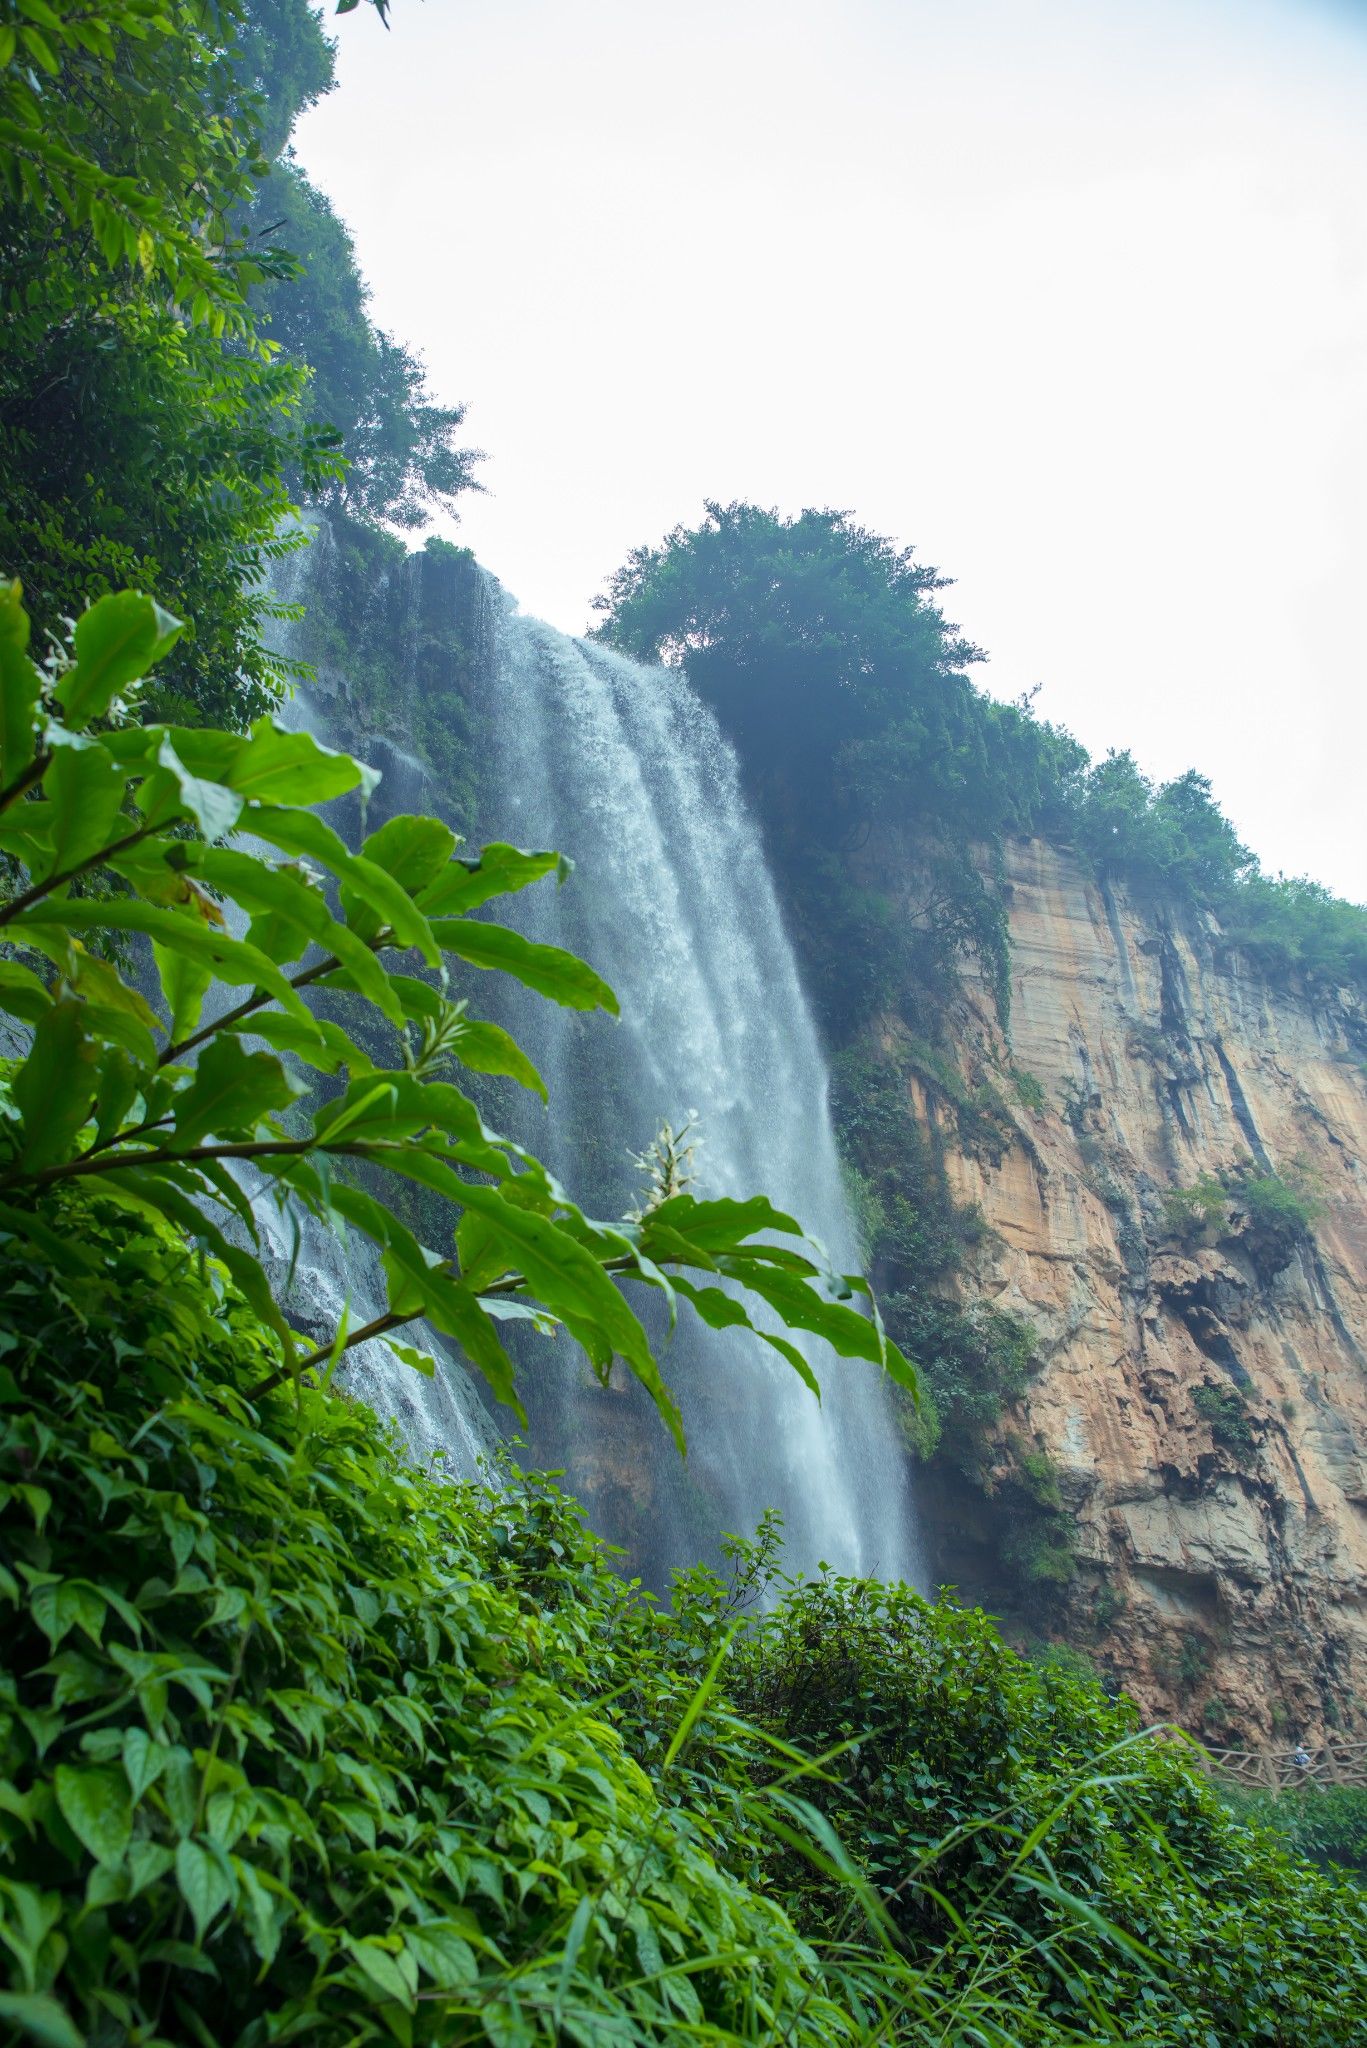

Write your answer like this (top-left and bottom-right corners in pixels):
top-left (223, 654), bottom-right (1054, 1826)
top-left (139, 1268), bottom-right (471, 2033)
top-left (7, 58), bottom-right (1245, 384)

top-left (1197, 1738), bottom-right (1367, 1794)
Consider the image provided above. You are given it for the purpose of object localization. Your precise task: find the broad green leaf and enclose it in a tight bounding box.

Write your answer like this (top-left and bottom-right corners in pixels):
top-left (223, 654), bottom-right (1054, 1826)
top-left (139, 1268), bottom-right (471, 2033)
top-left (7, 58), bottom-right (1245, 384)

top-left (185, 845), bottom-right (405, 1018)
top-left (54, 590), bottom-right (182, 726)
top-left (230, 1010), bottom-right (374, 1076)
top-left (93, 1046), bottom-right (140, 1145)
top-left (146, 733), bottom-right (243, 840)
top-left (0, 957), bottom-right (52, 1024)
top-left (248, 805), bottom-right (439, 964)
top-left (65, 947), bottom-right (159, 1065)
top-left (38, 730), bottom-right (129, 881)
top-left (390, 1341), bottom-right (437, 1377)
top-left (643, 1193), bottom-right (805, 1252)
top-left (454, 1183), bottom-right (679, 1446)
top-left (53, 1762), bottom-right (132, 1865)
top-left (152, 939), bottom-right (213, 1046)
top-left (171, 1037), bottom-right (305, 1150)
top-left (432, 919), bottom-right (618, 1014)
top-left (383, 971), bottom-right (443, 1021)
top-left (0, 580), bottom-right (43, 793)
top-left (313, 1070), bottom-right (488, 1150)
top-left (385, 1254), bottom-right (521, 1413)
top-left (174, 1837), bottom-right (233, 1942)
top-left (15, 900), bottom-right (313, 1023)
top-left (13, 998), bottom-right (99, 1171)
top-left (122, 1726), bottom-right (167, 1802)
top-left (344, 1937), bottom-right (416, 2012)
top-left (0, 1992), bottom-right (84, 2048)
top-left (403, 1923), bottom-right (478, 1991)
top-left (416, 843), bottom-right (563, 917)
top-left (670, 1275), bottom-right (750, 1331)
top-left (450, 1018), bottom-right (546, 1099)
top-left (359, 813), bottom-right (457, 894)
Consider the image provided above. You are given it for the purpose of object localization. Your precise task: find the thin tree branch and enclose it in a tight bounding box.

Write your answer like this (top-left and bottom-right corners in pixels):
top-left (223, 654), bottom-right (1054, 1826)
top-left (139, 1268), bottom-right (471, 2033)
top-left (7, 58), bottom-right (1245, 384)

top-left (0, 818), bottom-right (159, 928)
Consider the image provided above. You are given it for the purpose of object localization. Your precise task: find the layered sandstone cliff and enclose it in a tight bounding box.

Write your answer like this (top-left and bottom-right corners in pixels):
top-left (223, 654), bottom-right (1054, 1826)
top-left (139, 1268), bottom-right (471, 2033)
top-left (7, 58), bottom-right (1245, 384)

top-left (899, 837), bottom-right (1367, 1743)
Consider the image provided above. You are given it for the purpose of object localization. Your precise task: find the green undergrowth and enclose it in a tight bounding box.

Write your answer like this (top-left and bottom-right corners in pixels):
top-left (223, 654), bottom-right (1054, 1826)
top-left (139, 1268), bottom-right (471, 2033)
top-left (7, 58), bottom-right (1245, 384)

top-left (5, 1197), bottom-right (1367, 2045)
top-left (1219, 1785), bottom-right (1367, 1884)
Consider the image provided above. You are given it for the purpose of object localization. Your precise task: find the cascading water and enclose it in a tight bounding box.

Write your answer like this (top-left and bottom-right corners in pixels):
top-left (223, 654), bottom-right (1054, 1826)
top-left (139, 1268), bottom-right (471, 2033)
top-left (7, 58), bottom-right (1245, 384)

top-left (471, 576), bottom-right (919, 1585)
top-left (271, 529), bottom-right (919, 1585)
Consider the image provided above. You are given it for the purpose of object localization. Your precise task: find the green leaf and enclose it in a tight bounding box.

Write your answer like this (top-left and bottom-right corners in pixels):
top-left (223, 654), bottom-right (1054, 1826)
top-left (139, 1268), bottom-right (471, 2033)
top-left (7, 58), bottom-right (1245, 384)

top-left (171, 1036), bottom-right (305, 1149)
top-left (0, 580), bottom-right (43, 793)
top-left (54, 590), bottom-right (182, 726)
top-left (390, 1341), bottom-right (437, 1377)
top-left (93, 1046), bottom-right (140, 1145)
top-left (148, 733), bottom-right (243, 840)
top-left (643, 1193), bottom-right (805, 1253)
top-left (247, 805), bottom-right (438, 964)
top-left (174, 1837), bottom-right (233, 1942)
top-left (359, 813), bottom-right (457, 895)
top-left (345, 1937), bottom-right (416, 2012)
top-left (153, 940), bottom-right (213, 1046)
top-left (53, 1763), bottom-right (132, 1865)
top-left (122, 1726), bottom-right (167, 1803)
top-left (0, 1993), bottom-right (84, 2048)
top-left (432, 919), bottom-right (618, 1014)
top-left (457, 1183), bottom-right (679, 1445)
top-left (37, 730), bottom-right (129, 882)
top-left (15, 900), bottom-right (313, 1024)
top-left (0, 957), bottom-right (53, 1024)
top-left (450, 1018), bottom-right (546, 1099)
top-left (230, 1009), bottom-right (374, 1076)
top-left (12, 997), bottom-right (99, 1171)
top-left (66, 947), bottom-right (159, 1065)
top-left (416, 843), bottom-right (563, 917)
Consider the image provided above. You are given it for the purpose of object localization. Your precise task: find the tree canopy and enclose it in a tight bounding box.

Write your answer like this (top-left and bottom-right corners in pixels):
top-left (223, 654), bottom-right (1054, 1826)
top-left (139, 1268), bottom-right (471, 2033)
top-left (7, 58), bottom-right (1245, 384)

top-left (596, 501), bottom-right (1367, 999)
top-left (0, 0), bottom-right (475, 727)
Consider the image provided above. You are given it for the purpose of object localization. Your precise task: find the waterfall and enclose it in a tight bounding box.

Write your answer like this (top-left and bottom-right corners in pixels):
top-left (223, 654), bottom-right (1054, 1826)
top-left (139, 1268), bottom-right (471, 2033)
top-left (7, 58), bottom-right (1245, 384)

top-left (270, 531), bottom-right (919, 1585)
top-left (472, 577), bottom-right (919, 1585)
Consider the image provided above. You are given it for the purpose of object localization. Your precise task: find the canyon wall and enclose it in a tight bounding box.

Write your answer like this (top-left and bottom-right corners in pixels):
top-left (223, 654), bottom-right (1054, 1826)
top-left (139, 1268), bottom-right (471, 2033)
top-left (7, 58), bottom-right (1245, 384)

top-left (901, 836), bottom-right (1367, 1743)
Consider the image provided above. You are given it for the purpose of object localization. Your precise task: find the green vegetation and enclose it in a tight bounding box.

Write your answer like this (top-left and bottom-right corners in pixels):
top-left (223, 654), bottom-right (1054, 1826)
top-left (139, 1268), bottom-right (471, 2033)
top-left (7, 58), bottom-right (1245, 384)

top-left (1222, 1785), bottom-right (1367, 1884)
top-left (4, 1212), bottom-right (1367, 2044)
top-left (596, 503), bottom-right (1367, 1012)
top-left (1161, 1173), bottom-right (1229, 1240)
top-left (1012, 1065), bottom-right (1047, 1114)
top-left (1161, 1164), bottom-right (1321, 1247)
top-left (0, 0), bottom-right (474, 727)
top-left (1192, 1383), bottom-right (1258, 1460)
top-left (830, 1048), bottom-right (1062, 1593)
top-left (1234, 1166), bottom-right (1323, 1236)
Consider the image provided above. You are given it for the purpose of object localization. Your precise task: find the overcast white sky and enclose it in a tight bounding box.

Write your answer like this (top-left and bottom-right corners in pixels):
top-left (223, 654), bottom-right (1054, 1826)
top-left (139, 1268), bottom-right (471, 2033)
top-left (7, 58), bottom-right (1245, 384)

top-left (296, 0), bottom-right (1367, 902)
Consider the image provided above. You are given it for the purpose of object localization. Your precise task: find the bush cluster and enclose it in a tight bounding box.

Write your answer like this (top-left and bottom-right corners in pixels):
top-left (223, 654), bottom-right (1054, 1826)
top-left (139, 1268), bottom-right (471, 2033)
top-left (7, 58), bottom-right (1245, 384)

top-left (6, 1198), bottom-right (1366, 2045)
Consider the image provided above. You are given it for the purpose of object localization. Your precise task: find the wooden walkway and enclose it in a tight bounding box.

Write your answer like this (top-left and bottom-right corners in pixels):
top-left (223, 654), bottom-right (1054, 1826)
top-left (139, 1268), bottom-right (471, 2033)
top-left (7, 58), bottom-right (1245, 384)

top-left (1198, 1737), bottom-right (1367, 1794)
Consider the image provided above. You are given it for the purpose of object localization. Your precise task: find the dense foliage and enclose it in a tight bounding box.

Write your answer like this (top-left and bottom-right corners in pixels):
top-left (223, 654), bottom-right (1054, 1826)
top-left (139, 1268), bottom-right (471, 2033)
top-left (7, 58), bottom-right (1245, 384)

top-left (0, 0), bottom-right (474, 726)
top-left (595, 502), bottom-right (1367, 1002)
top-left (0, 1199), bottom-right (859, 2047)
top-left (4, 1203), bottom-right (1365, 2045)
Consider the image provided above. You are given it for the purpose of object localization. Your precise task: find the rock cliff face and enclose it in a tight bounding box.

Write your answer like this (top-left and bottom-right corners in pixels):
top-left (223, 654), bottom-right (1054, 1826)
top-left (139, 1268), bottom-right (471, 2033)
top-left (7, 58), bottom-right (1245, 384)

top-left (898, 837), bottom-right (1367, 1744)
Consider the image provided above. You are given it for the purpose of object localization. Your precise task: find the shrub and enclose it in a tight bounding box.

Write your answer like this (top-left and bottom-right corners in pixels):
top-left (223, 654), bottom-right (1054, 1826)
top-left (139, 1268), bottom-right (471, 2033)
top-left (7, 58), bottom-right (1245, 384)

top-left (1011, 1065), bottom-right (1046, 1114)
top-left (729, 1571), bottom-right (1367, 2042)
top-left (1161, 1173), bottom-right (1228, 1240)
top-left (1192, 1382), bottom-right (1257, 1460)
top-left (0, 1197), bottom-right (857, 2047)
top-left (1236, 1170), bottom-right (1322, 1236)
